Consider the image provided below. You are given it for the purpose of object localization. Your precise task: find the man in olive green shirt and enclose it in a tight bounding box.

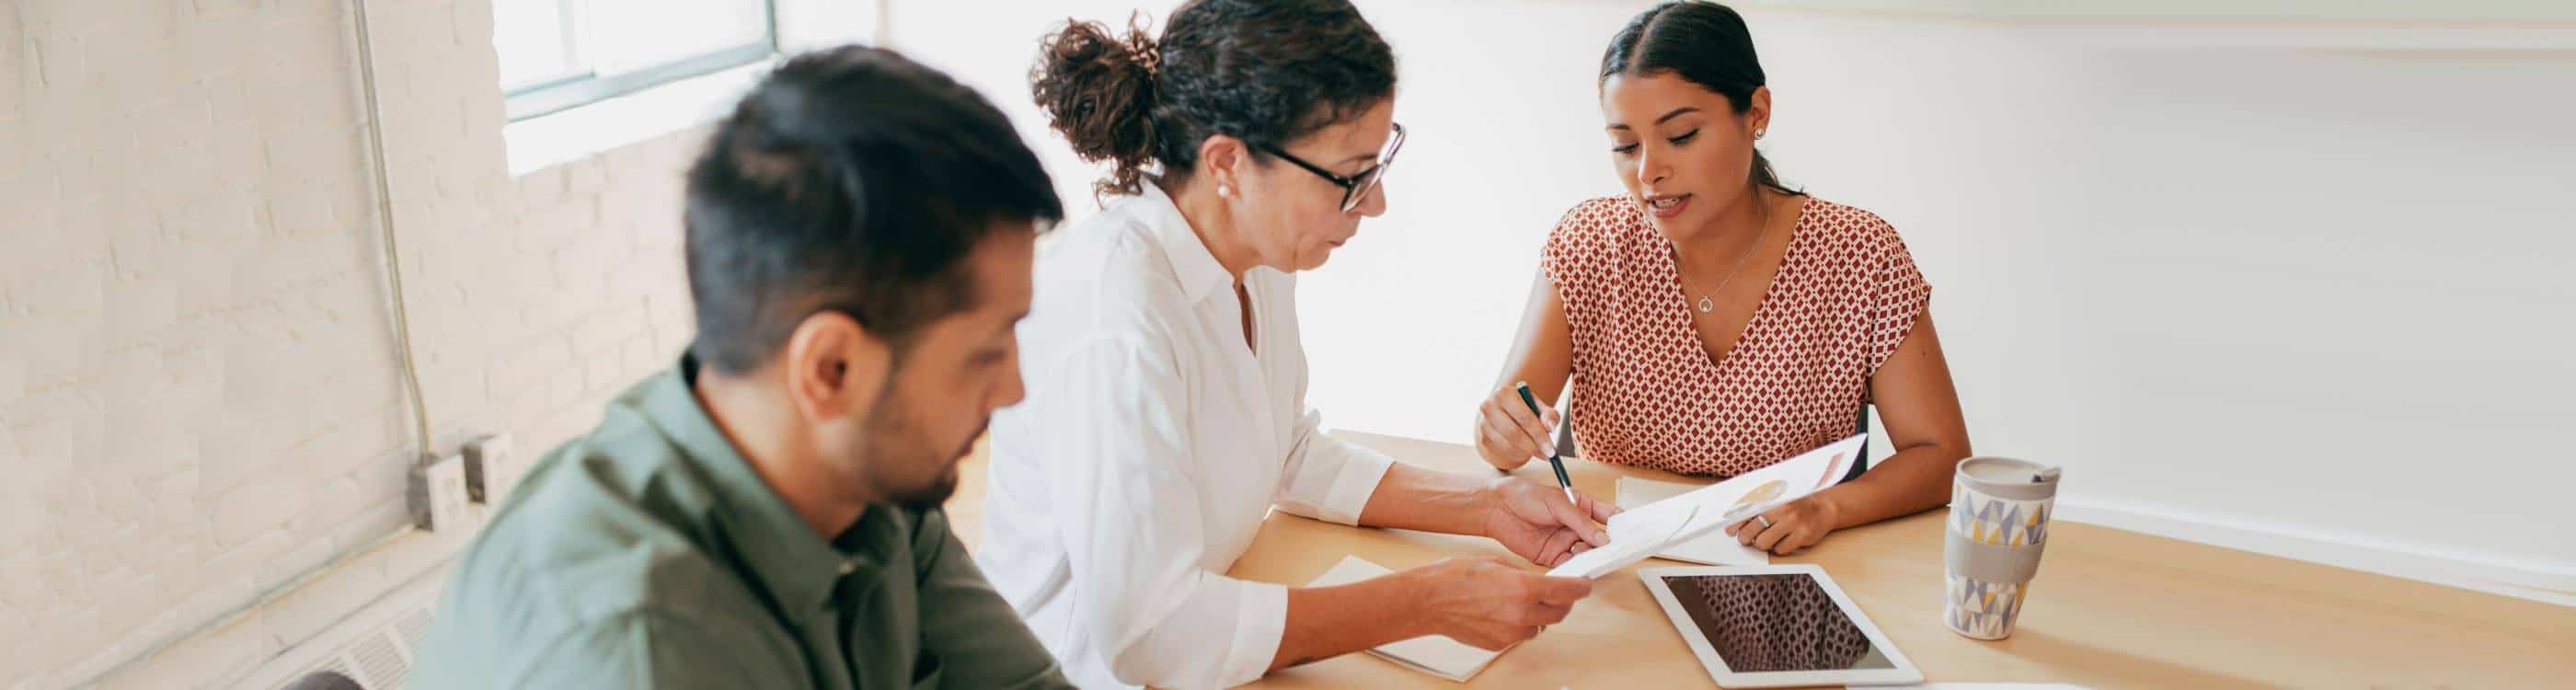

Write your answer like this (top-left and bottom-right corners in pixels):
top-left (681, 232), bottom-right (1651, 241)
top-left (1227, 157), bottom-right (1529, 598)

top-left (414, 46), bottom-right (1072, 689)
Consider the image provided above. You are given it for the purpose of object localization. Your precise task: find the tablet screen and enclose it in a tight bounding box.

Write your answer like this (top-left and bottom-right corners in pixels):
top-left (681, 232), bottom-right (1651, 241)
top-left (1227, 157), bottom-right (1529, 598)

top-left (1658, 573), bottom-right (1894, 673)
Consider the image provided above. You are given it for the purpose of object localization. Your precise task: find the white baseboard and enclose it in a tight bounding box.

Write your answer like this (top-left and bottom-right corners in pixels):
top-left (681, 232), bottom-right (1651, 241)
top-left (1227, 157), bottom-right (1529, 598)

top-left (2053, 494), bottom-right (2576, 607)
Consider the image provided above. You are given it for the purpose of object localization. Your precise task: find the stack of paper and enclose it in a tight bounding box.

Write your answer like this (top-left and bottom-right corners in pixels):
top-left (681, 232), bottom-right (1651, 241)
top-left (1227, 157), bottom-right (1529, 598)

top-left (1547, 433), bottom-right (1868, 579)
top-left (1305, 556), bottom-right (1508, 682)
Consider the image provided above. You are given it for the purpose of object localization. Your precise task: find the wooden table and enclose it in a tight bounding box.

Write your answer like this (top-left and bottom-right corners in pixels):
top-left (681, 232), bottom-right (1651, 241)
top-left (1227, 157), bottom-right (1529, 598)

top-left (1219, 432), bottom-right (2576, 688)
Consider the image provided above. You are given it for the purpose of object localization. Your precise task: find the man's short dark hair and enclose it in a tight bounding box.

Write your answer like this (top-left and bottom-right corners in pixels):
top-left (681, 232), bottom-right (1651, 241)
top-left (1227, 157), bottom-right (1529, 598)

top-left (684, 46), bottom-right (1063, 374)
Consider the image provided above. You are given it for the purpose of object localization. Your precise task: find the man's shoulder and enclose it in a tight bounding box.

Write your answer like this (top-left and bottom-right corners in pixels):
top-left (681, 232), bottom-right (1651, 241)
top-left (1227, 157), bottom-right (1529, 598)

top-left (414, 427), bottom-right (796, 679)
top-left (416, 513), bottom-right (793, 687)
top-left (459, 439), bottom-right (763, 609)
top-left (414, 587), bottom-right (798, 688)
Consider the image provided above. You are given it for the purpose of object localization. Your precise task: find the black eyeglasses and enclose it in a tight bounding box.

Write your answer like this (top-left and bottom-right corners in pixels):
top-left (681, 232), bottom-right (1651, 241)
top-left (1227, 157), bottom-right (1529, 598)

top-left (1253, 122), bottom-right (1406, 213)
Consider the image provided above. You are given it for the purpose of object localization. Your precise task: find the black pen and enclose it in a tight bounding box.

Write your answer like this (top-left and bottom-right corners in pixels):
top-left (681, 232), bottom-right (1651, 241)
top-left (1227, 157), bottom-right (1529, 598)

top-left (1513, 383), bottom-right (1578, 505)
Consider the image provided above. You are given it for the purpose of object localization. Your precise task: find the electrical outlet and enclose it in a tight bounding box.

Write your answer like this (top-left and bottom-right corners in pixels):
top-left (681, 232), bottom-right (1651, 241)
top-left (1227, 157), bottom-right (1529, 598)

top-left (463, 433), bottom-right (522, 505)
top-left (405, 454), bottom-right (474, 534)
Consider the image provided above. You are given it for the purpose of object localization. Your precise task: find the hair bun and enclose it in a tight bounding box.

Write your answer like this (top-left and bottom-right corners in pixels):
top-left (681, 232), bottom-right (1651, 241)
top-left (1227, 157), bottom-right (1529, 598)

top-left (1032, 17), bottom-right (1162, 198)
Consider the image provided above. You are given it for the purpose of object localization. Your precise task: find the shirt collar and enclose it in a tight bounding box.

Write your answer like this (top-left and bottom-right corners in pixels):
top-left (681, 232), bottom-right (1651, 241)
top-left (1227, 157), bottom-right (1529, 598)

top-left (639, 354), bottom-right (870, 618)
top-left (1132, 180), bottom-right (1234, 304)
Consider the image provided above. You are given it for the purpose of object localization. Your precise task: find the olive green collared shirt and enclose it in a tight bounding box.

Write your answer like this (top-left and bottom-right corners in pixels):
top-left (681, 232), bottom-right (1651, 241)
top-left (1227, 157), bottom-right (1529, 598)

top-left (412, 357), bottom-right (1072, 690)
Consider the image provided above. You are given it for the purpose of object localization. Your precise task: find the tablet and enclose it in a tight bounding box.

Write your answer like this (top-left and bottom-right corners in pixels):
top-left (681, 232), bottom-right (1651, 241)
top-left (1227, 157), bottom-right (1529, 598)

top-left (1639, 565), bottom-right (1924, 688)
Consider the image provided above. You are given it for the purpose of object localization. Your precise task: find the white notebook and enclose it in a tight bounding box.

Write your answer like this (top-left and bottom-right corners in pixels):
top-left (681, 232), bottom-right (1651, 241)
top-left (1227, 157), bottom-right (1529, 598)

top-left (1547, 433), bottom-right (1867, 579)
top-left (1304, 556), bottom-right (1509, 682)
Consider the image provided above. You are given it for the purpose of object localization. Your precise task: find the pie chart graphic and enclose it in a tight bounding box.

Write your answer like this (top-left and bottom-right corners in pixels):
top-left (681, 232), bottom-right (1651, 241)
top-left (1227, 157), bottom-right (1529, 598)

top-left (1731, 479), bottom-right (1787, 513)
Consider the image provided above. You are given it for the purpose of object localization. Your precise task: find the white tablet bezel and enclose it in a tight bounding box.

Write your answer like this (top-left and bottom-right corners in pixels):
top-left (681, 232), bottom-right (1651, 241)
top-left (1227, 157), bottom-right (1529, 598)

top-left (1638, 564), bottom-right (1925, 688)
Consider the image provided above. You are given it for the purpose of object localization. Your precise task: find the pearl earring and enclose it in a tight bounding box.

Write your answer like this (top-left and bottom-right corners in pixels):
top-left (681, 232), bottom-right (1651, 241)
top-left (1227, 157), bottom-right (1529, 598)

top-left (1218, 184), bottom-right (1233, 197)
top-left (1755, 129), bottom-right (1767, 140)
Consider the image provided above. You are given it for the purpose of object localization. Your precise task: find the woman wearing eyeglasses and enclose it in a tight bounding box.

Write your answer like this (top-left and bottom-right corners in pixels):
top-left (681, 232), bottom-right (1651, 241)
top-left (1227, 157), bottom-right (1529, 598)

top-left (1472, 1), bottom-right (1972, 558)
top-left (976, 2), bottom-right (1615, 688)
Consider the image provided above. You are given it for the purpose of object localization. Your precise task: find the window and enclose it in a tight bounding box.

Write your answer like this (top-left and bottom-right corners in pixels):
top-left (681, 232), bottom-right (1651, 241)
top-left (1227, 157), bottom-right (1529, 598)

top-left (494, 0), bottom-right (780, 121)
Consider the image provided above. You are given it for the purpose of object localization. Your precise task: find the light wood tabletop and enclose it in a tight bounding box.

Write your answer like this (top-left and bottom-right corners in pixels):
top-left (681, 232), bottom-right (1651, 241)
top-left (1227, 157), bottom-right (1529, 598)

top-left (946, 432), bottom-right (2575, 687)
top-left (1207, 432), bottom-right (2576, 689)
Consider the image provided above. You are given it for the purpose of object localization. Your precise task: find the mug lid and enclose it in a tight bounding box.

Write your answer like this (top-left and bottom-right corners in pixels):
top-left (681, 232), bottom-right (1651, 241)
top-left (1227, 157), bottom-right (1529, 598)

top-left (1957, 456), bottom-right (2060, 500)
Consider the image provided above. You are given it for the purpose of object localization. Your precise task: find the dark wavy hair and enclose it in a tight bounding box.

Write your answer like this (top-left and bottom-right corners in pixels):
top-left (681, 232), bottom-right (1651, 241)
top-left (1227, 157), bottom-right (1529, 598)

top-left (1030, 0), bottom-right (1397, 200)
top-left (1603, 1), bottom-right (1798, 196)
top-left (684, 46), bottom-right (1063, 374)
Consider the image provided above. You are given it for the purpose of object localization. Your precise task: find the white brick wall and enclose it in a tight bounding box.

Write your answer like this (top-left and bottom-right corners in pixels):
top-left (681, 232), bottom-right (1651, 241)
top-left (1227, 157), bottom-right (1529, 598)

top-left (0, 0), bottom-right (704, 686)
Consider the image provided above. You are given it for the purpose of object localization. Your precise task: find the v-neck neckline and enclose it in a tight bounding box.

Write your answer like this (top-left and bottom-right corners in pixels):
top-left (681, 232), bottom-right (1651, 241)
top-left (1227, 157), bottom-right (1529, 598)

top-left (1214, 272), bottom-right (1279, 452)
top-left (1661, 196), bottom-right (1813, 375)
top-left (1234, 282), bottom-right (1259, 358)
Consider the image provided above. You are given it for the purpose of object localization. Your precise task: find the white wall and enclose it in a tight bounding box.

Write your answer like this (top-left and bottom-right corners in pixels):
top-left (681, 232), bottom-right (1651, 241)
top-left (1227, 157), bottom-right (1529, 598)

top-left (1, 0), bottom-right (705, 686)
top-left (10, 3), bottom-right (2545, 685)
top-left (886, 0), bottom-right (2575, 600)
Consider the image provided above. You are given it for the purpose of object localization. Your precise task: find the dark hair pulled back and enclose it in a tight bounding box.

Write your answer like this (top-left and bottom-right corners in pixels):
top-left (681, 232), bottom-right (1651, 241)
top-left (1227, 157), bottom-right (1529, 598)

top-left (1032, 0), bottom-right (1397, 200)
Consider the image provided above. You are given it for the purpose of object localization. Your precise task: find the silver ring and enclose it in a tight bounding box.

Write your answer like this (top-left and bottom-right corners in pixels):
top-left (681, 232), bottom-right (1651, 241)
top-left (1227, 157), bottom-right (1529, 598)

top-left (1754, 515), bottom-right (1773, 528)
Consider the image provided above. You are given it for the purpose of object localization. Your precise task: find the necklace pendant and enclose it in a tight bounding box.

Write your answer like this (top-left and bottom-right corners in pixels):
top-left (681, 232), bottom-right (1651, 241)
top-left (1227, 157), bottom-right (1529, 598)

top-left (1696, 295), bottom-right (1714, 313)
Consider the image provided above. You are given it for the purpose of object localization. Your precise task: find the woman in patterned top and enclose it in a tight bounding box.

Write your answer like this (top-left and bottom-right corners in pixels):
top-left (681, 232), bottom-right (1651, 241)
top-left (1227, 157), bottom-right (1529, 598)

top-left (1472, 1), bottom-right (1972, 557)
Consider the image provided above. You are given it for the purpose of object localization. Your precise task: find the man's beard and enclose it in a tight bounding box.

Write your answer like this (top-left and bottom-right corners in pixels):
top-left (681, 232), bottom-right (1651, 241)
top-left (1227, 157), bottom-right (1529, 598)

top-left (857, 383), bottom-right (983, 511)
top-left (885, 466), bottom-right (958, 512)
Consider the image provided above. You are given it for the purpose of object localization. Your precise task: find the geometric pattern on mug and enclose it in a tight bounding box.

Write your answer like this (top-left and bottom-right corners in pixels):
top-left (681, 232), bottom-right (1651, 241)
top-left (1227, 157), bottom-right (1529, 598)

top-left (1949, 485), bottom-right (2053, 546)
top-left (1944, 572), bottom-right (2030, 639)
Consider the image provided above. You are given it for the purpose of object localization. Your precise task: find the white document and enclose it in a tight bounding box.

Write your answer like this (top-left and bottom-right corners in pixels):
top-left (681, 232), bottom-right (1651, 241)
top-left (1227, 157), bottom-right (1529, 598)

top-left (1547, 433), bottom-right (1868, 579)
top-left (1616, 476), bottom-right (1771, 567)
top-left (1305, 556), bottom-right (1508, 682)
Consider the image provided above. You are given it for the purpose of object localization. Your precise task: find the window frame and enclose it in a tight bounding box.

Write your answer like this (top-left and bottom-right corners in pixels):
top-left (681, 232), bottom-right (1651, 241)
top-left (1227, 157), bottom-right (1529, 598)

top-left (500, 0), bottom-right (783, 121)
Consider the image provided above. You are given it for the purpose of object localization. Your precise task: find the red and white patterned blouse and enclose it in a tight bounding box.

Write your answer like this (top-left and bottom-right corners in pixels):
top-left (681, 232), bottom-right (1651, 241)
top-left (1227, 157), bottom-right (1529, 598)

top-left (1543, 196), bottom-right (1930, 477)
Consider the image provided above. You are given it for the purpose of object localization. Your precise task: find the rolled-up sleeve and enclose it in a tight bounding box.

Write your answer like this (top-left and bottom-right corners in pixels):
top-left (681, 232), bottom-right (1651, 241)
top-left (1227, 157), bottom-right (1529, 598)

top-left (1047, 336), bottom-right (1287, 688)
top-left (1273, 410), bottom-right (1394, 525)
